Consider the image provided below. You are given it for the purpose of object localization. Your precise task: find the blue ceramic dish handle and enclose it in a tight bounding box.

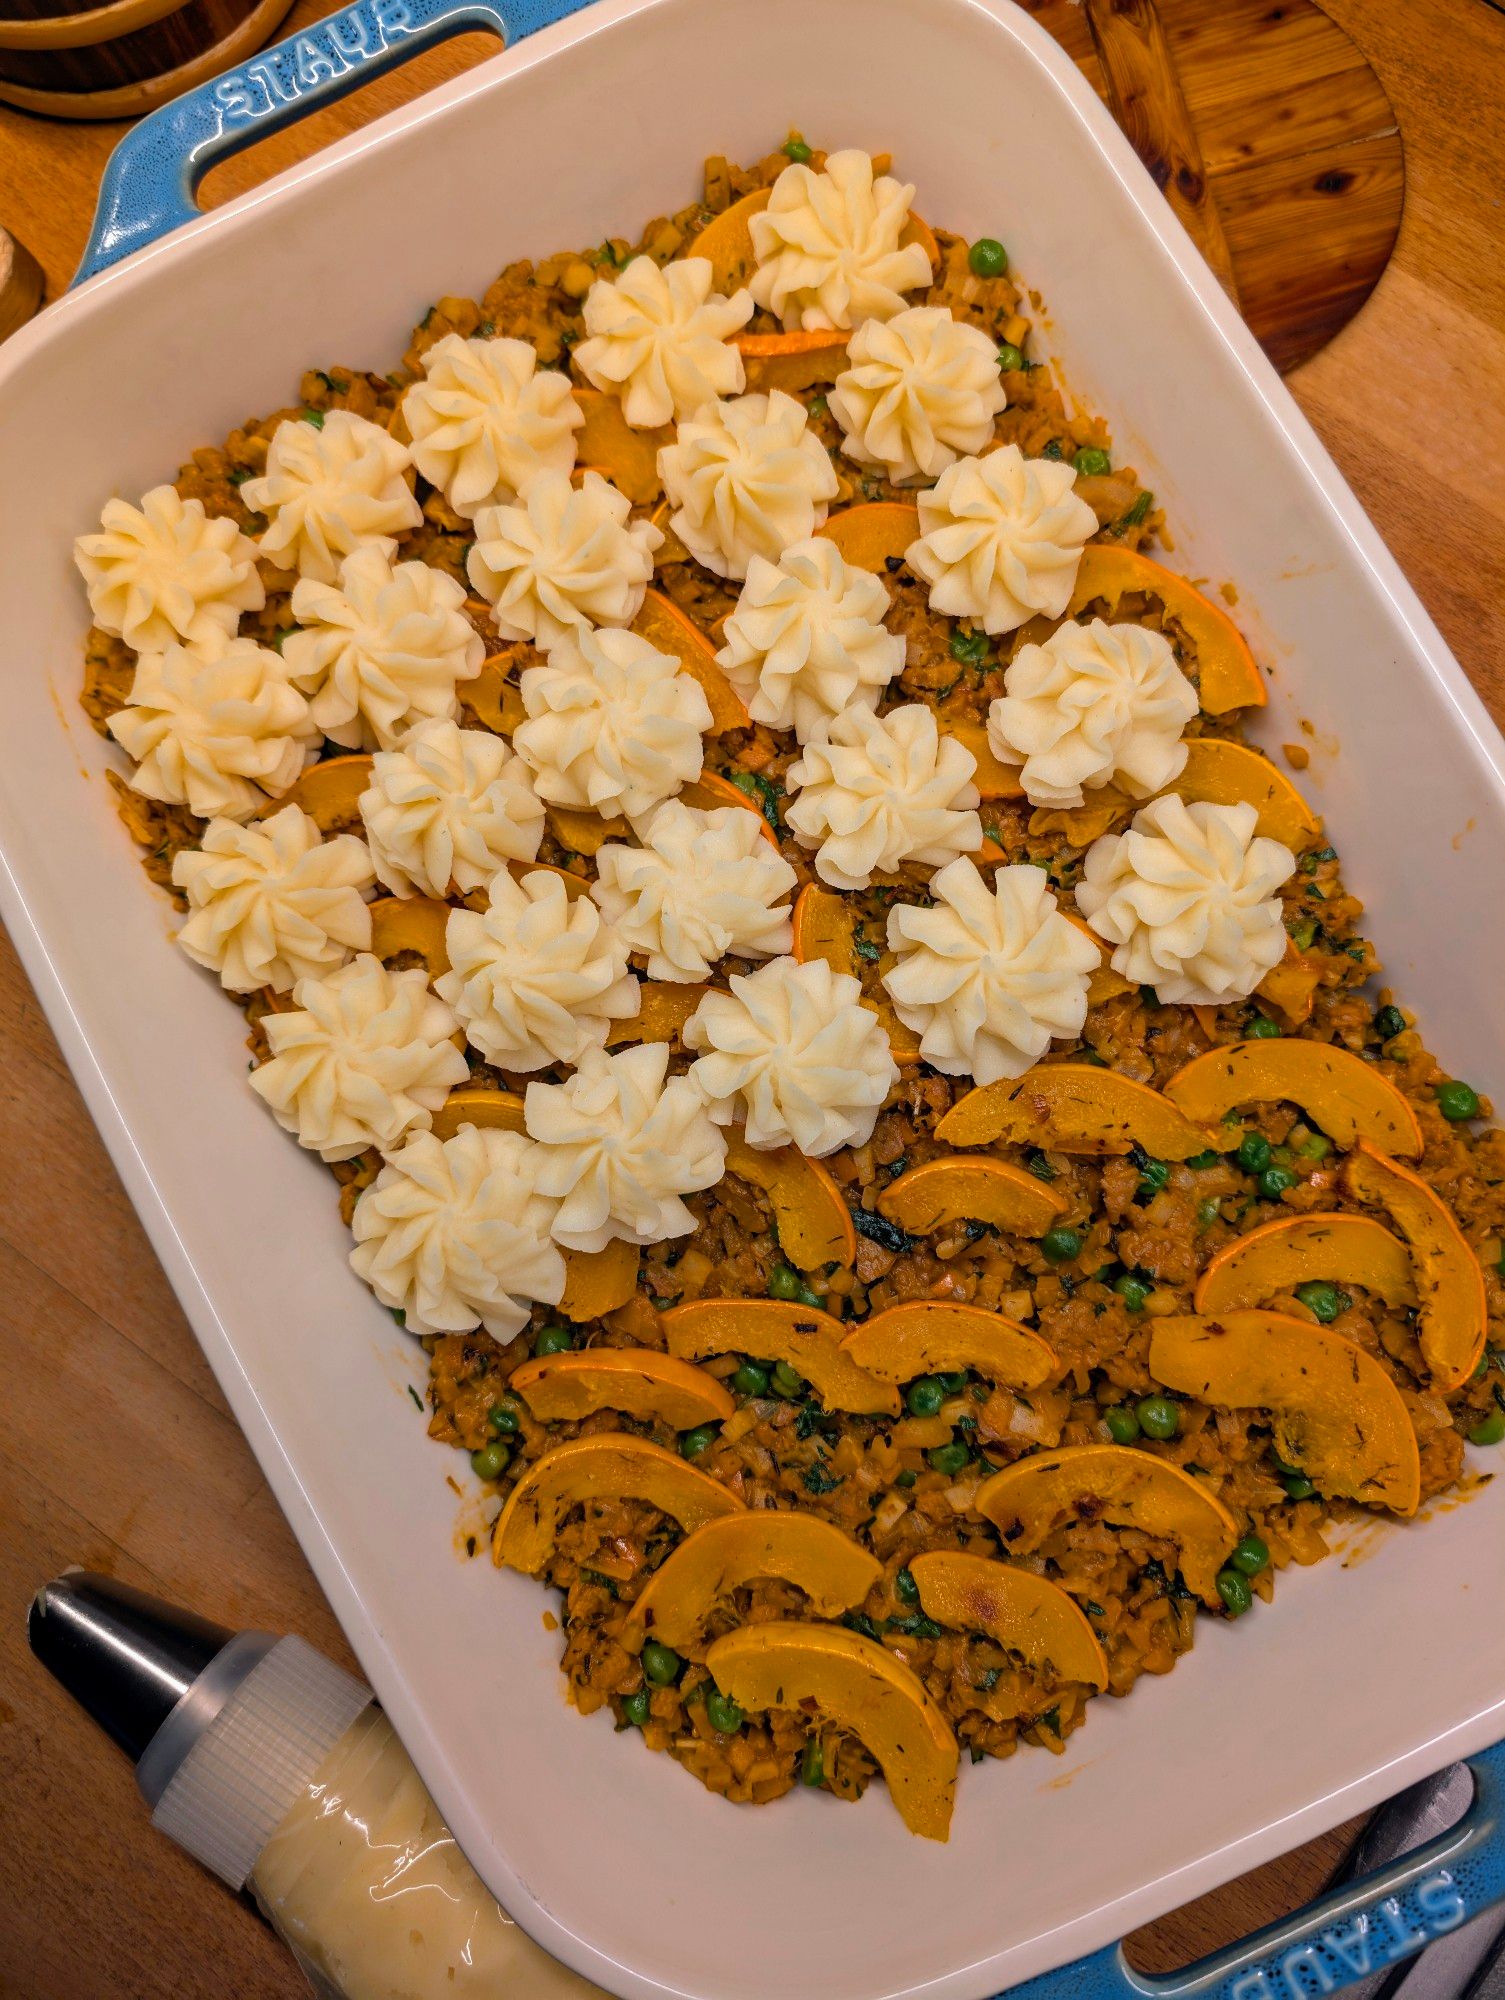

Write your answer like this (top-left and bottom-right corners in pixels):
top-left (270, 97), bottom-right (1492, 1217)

top-left (75, 0), bottom-right (596, 284)
top-left (1006, 1738), bottom-right (1505, 1998)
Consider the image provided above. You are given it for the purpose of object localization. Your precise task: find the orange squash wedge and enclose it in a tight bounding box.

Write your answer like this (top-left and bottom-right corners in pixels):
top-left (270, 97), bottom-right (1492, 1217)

top-left (722, 1128), bottom-right (857, 1270)
top-left (1164, 1041), bottom-right (1424, 1160)
top-left (689, 187), bottom-right (938, 295)
top-left (631, 590), bottom-right (751, 735)
top-left (429, 1084), bottom-right (528, 1142)
top-left (571, 387), bottom-right (671, 506)
top-left (503, 858), bottom-right (591, 901)
top-left (876, 1158), bottom-right (1067, 1238)
top-left (942, 717), bottom-right (1025, 801)
top-left (909, 1552), bottom-right (1108, 1689)
top-left (1256, 941), bottom-right (1323, 1028)
top-left (1342, 1141), bottom-right (1487, 1389)
top-left (604, 981), bottom-right (711, 1049)
top-left (704, 1622), bottom-right (957, 1841)
top-left (462, 649), bottom-right (527, 735)
top-left (975, 1444), bottom-right (1237, 1605)
top-left (368, 896), bottom-right (451, 977)
top-left (558, 1240), bottom-right (643, 1322)
top-left (735, 328), bottom-right (850, 396)
top-left (1067, 546), bottom-right (1265, 715)
top-left (841, 1300), bottom-right (1056, 1391)
top-left (1149, 1310), bottom-right (1421, 1515)
top-left (546, 803), bottom-right (627, 856)
top-left (492, 1434), bottom-right (742, 1574)
top-left (677, 770), bottom-right (781, 845)
top-left (621, 1511), bottom-right (882, 1655)
top-left (936, 1064), bottom-right (1210, 1159)
top-left (1195, 1213), bottom-right (1417, 1315)
top-left (1169, 738), bottom-right (1321, 851)
top-left (790, 884), bottom-right (922, 1064)
top-left (816, 500), bottom-right (920, 574)
top-left (509, 1349), bottom-right (733, 1430)
top-left (662, 1299), bottom-right (900, 1416)
top-left (257, 754), bottom-right (373, 831)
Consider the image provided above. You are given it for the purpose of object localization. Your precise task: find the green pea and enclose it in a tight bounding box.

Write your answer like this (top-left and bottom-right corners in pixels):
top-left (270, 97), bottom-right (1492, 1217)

top-left (486, 1399), bottom-right (521, 1435)
top-left (770, 1359), bottom-right (804, 1399)
top-left (1469, 1411), bottom-right (1505, 1447)
top-left (1258, 1165), bottom-right (1298, 1201)
top-left (1216, 1569), bottom-right (1254, 1617)
top-left (1135, 1395), bottom-right (1179, 1441)
top-left (705, 1690), bottom-right (744, 1733)
top-left (622, 1689), bottom-right (651, 1728)
top-left (768, 1263), bottom-right (803, 1301)
top-left (1230, 1534), bottom-right (1269, 1577)
top-left (732, 1360), bottom-right (770, 1397)
top-left (1373, 1004), bottom-right (1405, 1042)
top-left (1104, 1405), bottom-right (1141, 1444)
top-left (1041, 1225), bottom-right (1083, 1264)
top-left (1294, 1280), bottom-right (1347, 1324)
top-left (1296, 1131), bottom-right (1333, 1159)
top-left (1436, 1080), bottom-right (1481, 1122)
top-left (928, 1442), bottom-right (972, 1477)
top-left (1136, 1158), bottom-right (1171, 1201)
top-left (907, 1377), bottom-right (946, 1417)
top-left (1072, 446), bottom-right (1112, 477)
top-left (996, 341), bottom-right (1026, 372)
top-left (533, 1323), bottom-right (573, 1356)
top-left (936, 1370), bottom-right (969, 1394)
top-left (642, 1640), bottom-right (681, 1686)
top-left (895, 1469), bottom-right (918, 1489)
top-left (1197, 1197), bottom-right (1222, 1228)
top-left (1283, 1472), bottom-right (1316, 1501)
top-left (681, 1424), bottom-right (719, 1460)
top-left (1246, 1017), bottom-right (1282, 1039)
top-left (949, 626), bottom-right (989, 666)
top-left (894, 1566), bottom-right (920, 1606)
top-left (469, 1440), bottom-right (511, 1481)
top-left (1115, 1274), bottom-right (1151, 1313)
top-left (1235, 1133), bottom-right (1272, 1174)
top-left (801, 1739), bottom-right (825, 1786)
top-left (783, 137), bottom-right (813, 163)
top-left (1186, 1151), bottom-right (1219, 1170)
top-left (968, 236), bottom-right (1009, 278)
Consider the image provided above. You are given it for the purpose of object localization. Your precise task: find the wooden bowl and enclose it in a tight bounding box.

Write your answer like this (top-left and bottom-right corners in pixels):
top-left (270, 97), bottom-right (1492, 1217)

top-left (0, 0), bottom-right (295, 118)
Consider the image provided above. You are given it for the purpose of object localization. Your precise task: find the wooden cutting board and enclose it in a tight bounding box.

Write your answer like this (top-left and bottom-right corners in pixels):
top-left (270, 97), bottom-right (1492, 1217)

top-left (1020, 0), bottom-right (1405, 372)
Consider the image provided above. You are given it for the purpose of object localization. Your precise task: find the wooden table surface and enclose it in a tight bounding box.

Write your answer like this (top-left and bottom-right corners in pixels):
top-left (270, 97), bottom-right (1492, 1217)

top-left (1, 3), bottom-right (1503, 1994)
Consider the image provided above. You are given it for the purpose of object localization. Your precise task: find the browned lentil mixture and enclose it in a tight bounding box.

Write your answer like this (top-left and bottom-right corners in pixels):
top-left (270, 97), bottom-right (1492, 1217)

top-left (81, 141), bottom-right (1505, 1824)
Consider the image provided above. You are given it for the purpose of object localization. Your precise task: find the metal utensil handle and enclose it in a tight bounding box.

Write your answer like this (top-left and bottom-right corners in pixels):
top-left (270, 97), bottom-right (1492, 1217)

top-left (74, 0), bottom-right (596, 284)
top-left (1005, 1738), bottom-right (1505, 1998)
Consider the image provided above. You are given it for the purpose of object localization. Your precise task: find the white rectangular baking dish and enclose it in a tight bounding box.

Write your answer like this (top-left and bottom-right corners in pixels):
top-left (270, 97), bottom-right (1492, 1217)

top-left (4, 1), bottom-right (1505, 1994)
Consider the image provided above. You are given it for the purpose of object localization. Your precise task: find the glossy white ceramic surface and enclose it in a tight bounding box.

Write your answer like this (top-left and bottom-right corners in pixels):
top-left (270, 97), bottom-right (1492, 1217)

top-left (2, 2), bottom-right (1503, 1994)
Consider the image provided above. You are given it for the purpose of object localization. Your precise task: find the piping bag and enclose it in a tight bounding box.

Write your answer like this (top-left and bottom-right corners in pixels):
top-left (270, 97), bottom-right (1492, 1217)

top-left (30, 1571), bottom-right (607, 2000)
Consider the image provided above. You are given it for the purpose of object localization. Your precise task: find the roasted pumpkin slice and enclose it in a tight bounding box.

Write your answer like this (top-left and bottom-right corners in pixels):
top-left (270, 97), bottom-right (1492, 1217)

top-left (662, 1299), bottom-right (900, 1416)
top-left (790, 884), bottom-right (922, 1063)
top-left (722, 1128), bottom-right (857, 1270)
top-left (368, 896), bottom-right (451, 977)
top-left (558, 1240), bottom-right (642, 1322)
top-left (816, 500), bottom-right (920, 574)
top-left (622, 1511), bottom-right (881, 1655)
top-left (975, 1444), bottom-right (1237, 1605)
top-left (689, 188), bottom-right (938, 294)
top-left (841, 1300), bottom-right (1056, 1391)
top-left (1195, 1213), bottom-right (1417, 1314)
top-left (936, 1063), bottom-right (1210, 1159)
top-left (876, 1158), bottom-right (1067, 1238)
top-left (503, 858), bottom-right (591, 900)
top-left (941, 717), bottom-right (1025, 801)
top-left (605, 981), bottom-right (711, 1049)
top-left (1256, 940), bottom-right (1323, 1028)
top-left (1149, 1310), bottom-right (1421, 1516)
top-left (630, 590), bottom-right (751, 735)
top-left (258, 754), bottom-right (373, 831)
top-left (1169, 738), bottom-right (1321, 851)
top-left (571, 388), bottom-right (670, 506)
top-left (545, 803), bottom-right (627, 855)
top-left (1067, 546), bottom-right (1265, 714)
top-left (493, 1434), bottom-right (742, 1574)
top-left (1342, 1142), bottom-right (1487, 1389)
top-left (429, 1085), bottom-right (527, 1141)
top-left (509, 1350), bottom-right (733, 1430)
top-left (735, 329), bottom-right (850, 396)
top-left (677, 770), bottom-right (781, 844)
top-left (462, 649), bottom-right (527, 735)
top-left (1164, 1041), bottom-right (1424, 1159)
top-left (909, 1552), bottom-right (1108, 1690)
top-left (704, 1622), bottom-right (957, 1841)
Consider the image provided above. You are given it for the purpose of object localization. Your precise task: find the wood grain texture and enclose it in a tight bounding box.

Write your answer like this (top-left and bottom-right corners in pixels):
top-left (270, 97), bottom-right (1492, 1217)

top-left (0, 222), bottom-right (42, 340)
top-left (0, 2), bottom-right (1503, 1994)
